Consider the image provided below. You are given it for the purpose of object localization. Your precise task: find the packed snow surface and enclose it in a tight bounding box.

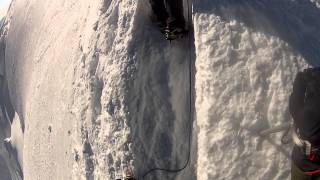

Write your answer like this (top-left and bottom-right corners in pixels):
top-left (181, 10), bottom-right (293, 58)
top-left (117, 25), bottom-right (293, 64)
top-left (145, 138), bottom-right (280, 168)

top-left (194, 0), bottom-right (319, 179)
top-left (0, 0), bottom-right (320, 180)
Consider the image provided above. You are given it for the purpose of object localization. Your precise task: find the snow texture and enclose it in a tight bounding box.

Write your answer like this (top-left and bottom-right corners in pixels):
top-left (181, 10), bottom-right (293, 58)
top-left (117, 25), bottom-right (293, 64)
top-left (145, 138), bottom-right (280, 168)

top-left (0, 0), bottom-right (320, 180)
top-left (0, 0), bottom-right (11, 18)
top-left (194, 0), bottom-right (319, 180)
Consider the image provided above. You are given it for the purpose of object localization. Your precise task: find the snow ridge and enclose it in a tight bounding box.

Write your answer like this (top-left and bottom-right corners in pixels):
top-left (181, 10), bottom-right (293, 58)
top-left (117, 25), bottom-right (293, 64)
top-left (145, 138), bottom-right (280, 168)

top-left (71, 0), bottom-right (138, 179)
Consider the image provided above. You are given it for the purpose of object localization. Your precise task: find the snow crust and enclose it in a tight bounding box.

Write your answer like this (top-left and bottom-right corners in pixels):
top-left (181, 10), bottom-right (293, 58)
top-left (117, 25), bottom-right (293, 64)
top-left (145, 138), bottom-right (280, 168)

top-left (1, 0), bottom-right (320, 180)
top-left (194, 1), bottom-right (319, 179)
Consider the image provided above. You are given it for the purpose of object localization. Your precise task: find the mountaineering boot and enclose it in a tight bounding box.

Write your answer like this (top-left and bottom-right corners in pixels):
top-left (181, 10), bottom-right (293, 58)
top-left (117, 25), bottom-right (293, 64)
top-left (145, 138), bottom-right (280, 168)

top-left (165, 17), bottom-right (187, 40)
top-left (124, 168), bottom-right (136, 180)
top-left (149, 0), bottom-right (169, 33)
top-left (115, 167), bottom-right (136, 180)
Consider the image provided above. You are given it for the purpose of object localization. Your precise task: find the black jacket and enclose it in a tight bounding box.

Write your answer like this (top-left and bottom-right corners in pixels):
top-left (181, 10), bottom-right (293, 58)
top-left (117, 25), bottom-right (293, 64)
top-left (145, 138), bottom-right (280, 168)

top-left (290, 67), bottom-right (320, 173)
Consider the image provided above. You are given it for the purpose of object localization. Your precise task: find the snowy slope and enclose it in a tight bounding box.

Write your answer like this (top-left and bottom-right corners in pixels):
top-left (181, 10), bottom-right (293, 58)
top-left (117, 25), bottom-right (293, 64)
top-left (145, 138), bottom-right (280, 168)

top-left (0, 0), bottom-right (11, 18)
top-left (71, 1), bottom-right (196, 179)
top-left (1, 0), bottom-right (320, 180)
top-left (3, 0), bottom-right (195, 179)
top-left (5, 0), bottom-right (95, 179)
top-left (194, 0), bottom-right (319, 179)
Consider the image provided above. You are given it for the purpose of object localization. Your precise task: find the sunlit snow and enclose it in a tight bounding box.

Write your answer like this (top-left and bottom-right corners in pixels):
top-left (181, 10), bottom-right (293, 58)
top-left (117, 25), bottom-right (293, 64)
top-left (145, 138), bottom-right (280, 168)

top-left (0, 0), bottom-right (320, 180)
top-left (0, 0), bottom-right (11, 18)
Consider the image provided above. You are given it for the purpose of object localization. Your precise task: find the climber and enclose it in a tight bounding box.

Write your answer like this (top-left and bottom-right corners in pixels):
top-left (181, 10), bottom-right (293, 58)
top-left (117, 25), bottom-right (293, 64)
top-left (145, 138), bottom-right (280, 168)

top-left (289, 67), bottom-right (320, 179)
top-left (149, 0), bottom-right (186, 40)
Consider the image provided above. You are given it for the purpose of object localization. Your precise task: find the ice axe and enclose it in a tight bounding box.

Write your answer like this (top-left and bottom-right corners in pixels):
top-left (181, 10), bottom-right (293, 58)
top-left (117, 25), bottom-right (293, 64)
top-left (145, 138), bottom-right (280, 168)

top-left (259, 122), bottom-right (293, 144)
top-left (260, 122), bottom-right (292, 136)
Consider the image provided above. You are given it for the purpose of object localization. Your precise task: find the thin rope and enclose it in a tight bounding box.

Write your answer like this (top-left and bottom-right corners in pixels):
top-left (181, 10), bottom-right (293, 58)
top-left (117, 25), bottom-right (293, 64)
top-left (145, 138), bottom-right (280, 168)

top-left (140, 0), bottom-right (194, 179)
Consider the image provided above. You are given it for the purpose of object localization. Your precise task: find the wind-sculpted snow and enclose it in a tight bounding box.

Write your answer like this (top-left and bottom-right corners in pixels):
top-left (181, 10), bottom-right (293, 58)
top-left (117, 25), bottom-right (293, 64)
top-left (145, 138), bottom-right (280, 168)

top-left (72, 0), bottom-right (196, 179)
top-left (194, 0), bottom-right (319, 179)
top-left (71, 0), bottom-right (138, 179)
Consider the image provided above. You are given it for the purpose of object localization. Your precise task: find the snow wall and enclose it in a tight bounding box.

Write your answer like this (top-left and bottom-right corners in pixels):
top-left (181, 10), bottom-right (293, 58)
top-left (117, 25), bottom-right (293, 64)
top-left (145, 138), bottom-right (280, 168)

top-left (1, 0), bottom-right (320, 180)
top-left (194, 0), bottom-right (320, 179)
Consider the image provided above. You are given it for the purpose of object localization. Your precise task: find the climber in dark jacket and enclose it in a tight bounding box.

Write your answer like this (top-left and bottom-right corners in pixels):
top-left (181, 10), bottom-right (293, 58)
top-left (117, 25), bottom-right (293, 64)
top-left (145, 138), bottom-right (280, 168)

top-left (289, 67), bottom-right (320, 179)
top-left (149, 0), bottom-right (186, 35)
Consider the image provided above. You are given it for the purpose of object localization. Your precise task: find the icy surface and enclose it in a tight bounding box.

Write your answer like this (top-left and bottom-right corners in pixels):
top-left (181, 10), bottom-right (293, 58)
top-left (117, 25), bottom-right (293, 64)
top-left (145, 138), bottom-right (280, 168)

top-left (1, 0), bottom-right (320, 180)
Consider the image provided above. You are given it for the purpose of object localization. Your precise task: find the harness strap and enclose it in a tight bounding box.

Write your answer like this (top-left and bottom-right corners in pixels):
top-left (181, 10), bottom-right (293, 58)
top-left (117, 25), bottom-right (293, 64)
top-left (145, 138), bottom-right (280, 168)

top-left (292, 128), bottom-right (319, 156)
top-left (292, 128), bottom-right (304, 147)
top-left (305, 141), bottom-right (312, 156)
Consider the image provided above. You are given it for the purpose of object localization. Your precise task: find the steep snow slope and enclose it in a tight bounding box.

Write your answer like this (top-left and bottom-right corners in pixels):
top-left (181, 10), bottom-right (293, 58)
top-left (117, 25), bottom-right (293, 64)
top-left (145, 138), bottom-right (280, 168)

top-left (125, 1), bottom-right (196, 180)
top-left (71, 0), bottom-right (196, 179)
top-left (194, 0), bottom-right (320, 179)
top-left (4, 0), bottom-right (195, 179)
top-left (2, 0), bottom-right (320, 179)
top-left (5, 0), bottom-right (94, 179)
